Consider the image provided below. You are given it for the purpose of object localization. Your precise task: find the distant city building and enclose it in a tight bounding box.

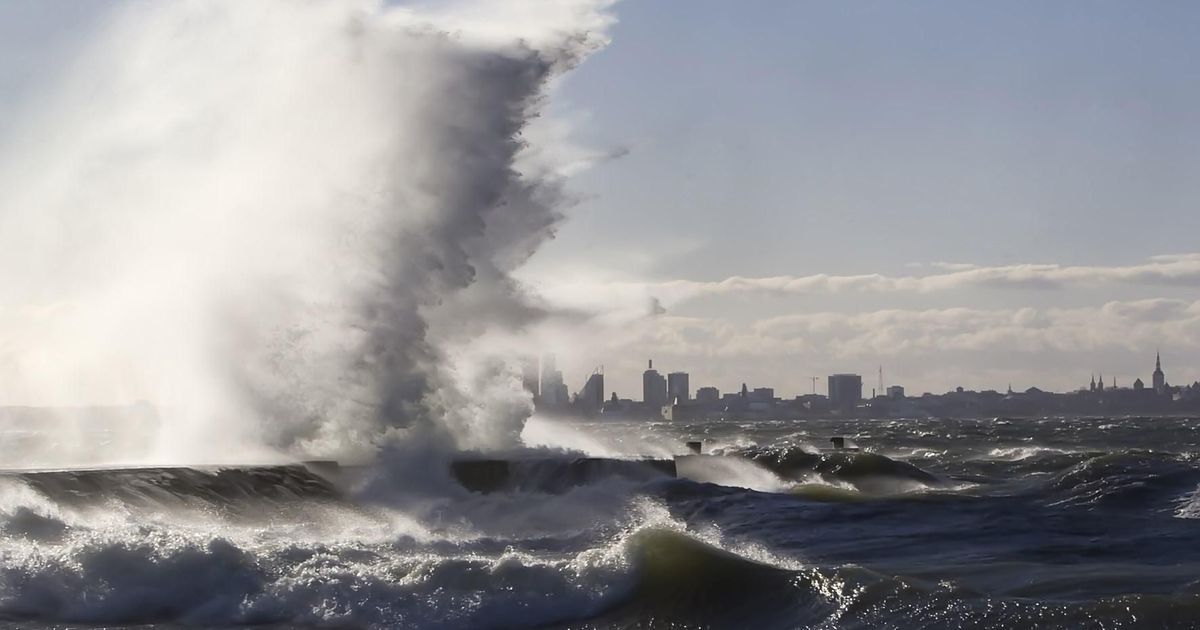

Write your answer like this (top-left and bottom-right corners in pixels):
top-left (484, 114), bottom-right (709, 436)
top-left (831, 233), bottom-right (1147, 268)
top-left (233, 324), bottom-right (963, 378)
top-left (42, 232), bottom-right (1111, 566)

top-left (542, 381), bottom-right (568, 409)
top-left (532, 347), bottom-right (1192, 420)
top-left (642, 360), bottom-right (668, 409)
top-left (828, 374), bottom-right (863, 409)
top-left (1153, 352), bottom-right (1167, 394)
top-left (577, 368), bottom-right (604, 411)
top-left (539, 354), bottom-right (567, 409)
top-left (750, 387), bottom-right (774, 402)
top-left (667, 372), bottom-right (690, 403)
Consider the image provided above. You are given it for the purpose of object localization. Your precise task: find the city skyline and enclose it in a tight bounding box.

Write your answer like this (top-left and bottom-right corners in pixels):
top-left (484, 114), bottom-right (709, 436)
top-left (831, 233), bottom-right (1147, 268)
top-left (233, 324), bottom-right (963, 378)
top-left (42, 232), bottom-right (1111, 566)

top-left (530, 349), bottom-right (1189, 407)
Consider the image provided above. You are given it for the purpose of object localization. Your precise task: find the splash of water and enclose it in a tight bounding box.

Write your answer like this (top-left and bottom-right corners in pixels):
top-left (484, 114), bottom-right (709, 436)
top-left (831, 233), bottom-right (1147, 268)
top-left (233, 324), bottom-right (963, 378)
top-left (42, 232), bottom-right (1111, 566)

top-left (0, 0), bottom-right (613, 465)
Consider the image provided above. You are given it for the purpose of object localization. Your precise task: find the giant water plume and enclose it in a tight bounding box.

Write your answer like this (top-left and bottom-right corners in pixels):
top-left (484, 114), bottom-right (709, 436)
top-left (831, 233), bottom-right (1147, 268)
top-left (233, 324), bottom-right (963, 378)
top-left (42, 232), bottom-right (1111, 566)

top-left (0, 0), bottom-right (614, 465)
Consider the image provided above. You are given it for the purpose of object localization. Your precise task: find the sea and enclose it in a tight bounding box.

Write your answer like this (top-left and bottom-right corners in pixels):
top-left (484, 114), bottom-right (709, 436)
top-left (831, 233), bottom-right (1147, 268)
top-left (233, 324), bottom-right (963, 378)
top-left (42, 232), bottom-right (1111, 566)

top-left (3, 415), bottom-right (1200, 629)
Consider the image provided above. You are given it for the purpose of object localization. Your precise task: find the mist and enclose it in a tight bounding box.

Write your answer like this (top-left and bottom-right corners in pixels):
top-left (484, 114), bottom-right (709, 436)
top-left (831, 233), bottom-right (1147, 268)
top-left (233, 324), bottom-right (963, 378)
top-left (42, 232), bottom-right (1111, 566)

top-left (0, 0), bottom-right (614, 466)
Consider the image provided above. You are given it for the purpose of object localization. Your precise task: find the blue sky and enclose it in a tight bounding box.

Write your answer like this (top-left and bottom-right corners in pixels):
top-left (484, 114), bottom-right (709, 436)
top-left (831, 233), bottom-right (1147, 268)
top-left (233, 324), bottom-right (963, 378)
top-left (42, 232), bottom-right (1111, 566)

top-left (2, 1), bottom-right (1197, 399)
top-left (538, 1), bottom-right (1200, 279)
top-left (519, 1), bottom-right (1200, 397)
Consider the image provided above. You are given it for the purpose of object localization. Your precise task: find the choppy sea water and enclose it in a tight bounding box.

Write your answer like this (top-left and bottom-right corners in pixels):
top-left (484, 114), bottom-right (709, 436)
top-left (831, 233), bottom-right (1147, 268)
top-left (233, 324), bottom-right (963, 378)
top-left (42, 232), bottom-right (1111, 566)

top-left (4, 415), bottom-right (1200, 629)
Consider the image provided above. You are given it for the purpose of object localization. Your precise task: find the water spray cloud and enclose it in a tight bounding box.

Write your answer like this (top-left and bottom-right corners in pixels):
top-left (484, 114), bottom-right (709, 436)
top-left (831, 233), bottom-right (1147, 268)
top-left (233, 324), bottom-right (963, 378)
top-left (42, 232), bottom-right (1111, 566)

top-left (0, 0), bottom-right (614, 463)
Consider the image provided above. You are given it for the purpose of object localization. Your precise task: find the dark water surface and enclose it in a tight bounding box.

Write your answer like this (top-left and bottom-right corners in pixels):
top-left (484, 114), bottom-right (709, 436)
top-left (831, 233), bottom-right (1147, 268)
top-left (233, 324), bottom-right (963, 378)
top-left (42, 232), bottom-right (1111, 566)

top-left (3, 416), bottom-right (1200, 629)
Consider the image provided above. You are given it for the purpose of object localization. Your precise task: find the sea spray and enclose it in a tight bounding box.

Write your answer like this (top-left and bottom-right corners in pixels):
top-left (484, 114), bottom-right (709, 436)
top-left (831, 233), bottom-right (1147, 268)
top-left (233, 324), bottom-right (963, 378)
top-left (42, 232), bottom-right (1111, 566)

top-left (0, 0), bottom-right (614, 465)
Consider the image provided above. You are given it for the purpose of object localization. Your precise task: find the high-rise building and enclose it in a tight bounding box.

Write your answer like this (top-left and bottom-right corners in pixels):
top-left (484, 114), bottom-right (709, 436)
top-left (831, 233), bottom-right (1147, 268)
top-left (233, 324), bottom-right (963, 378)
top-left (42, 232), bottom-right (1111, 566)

top-left (578, 368), bottom-right (604, 411)
top-left (1153, 351), bottom-right (1166, 394)
top-left (695, 387), bottom-right (720, 403)
top-left (828, 374), bottom-right (863, 409)
top-left (642, 360), bottom-right (667, 408)
top-left (667, 371), bottom-right (690, 403)
top-left (539, 354), bottom-right (567, 409)
top-left (750, 387), bottom-right (774, 402)
top-left (547, 382), bottom-right (569, 408)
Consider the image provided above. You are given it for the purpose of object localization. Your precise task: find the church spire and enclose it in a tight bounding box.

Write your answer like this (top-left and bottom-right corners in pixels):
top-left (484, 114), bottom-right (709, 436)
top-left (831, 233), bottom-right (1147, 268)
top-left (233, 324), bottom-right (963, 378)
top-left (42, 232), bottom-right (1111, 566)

top-left (1152, 349), bottom-right (1167, 394)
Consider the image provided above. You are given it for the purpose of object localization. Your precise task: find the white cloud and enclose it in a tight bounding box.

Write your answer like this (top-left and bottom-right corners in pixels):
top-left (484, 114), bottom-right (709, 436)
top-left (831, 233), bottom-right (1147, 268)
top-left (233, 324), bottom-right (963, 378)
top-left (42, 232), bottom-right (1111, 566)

top-left (532, 254), bottom-right (1200, 311)
top-left (627, 299), bottom-right (1198, 359)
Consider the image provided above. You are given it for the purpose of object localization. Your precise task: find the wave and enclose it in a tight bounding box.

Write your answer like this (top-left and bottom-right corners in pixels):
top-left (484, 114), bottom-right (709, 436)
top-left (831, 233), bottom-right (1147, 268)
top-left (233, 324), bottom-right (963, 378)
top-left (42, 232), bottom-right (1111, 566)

top-left (1175, 484), bottom-right (1200, 519)
top-left (0, 489), bottom-right (647, 628)
top-left (725, 445), bottom-right (944, 495)
top-left (0, 533), bottom-right (636, 627)
top-left (6, 480), bottom-right (1200, 629)
top-left (673, 455), bottom-right (795, 493)
top-left (985, 445), bottom-right (1076, 461)
top-left (787, 482), bottom-right (871, 502)
top-left (575, 529), bottom-right (1200, 629)
top-left (580, 529), bottom-right (821, 628)
top-left (0, 492), bottom-right (808, 629)
top-left (1046, 451), bottom-right (1200, 510)
top-left (951, 446), bottom-right (1102, 479)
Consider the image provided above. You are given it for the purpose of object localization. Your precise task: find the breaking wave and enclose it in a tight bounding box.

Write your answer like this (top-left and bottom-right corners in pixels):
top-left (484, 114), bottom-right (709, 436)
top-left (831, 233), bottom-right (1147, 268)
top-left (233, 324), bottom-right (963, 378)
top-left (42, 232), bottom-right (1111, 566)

top-left (723, 444), bottom-right (944, 495)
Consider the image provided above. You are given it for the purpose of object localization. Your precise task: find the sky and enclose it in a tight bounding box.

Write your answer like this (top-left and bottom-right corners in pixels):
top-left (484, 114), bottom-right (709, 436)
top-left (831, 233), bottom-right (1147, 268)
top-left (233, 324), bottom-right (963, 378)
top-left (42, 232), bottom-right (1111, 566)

top-left (1, 1), bottom-right (1198, 402)
top-left (519, 0), bottom-right (1200, 398)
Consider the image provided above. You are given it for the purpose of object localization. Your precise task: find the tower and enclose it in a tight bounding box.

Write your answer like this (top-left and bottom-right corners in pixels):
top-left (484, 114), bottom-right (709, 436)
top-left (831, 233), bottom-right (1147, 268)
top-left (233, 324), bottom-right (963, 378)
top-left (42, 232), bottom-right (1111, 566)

top-left (642, 360), bottom-right (667, 410)
top-left (1152, 351), bottom-right (1166, 394)
top-left (667, 371), bottom-right (690, 403)
top-left (828, 374), bottom-right (864, 410)
top-left (539, 354), bottom-right (566, 408)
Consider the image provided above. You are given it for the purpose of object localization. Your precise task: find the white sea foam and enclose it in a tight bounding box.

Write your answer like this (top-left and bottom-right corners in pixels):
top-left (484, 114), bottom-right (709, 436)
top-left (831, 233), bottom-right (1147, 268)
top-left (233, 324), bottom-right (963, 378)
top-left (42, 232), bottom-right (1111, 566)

top-left (1174, 484), bottom-right (1200, 520)
top-left (984, 446), bottom-right (1074, 461)
top-left (0, 475), bottom-right (813, 628)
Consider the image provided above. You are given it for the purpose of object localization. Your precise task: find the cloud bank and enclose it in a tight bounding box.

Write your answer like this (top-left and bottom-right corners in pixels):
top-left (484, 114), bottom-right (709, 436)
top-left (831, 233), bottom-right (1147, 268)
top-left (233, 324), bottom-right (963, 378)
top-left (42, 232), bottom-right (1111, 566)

top-left (531, 254), bottom-right (1200, 314)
